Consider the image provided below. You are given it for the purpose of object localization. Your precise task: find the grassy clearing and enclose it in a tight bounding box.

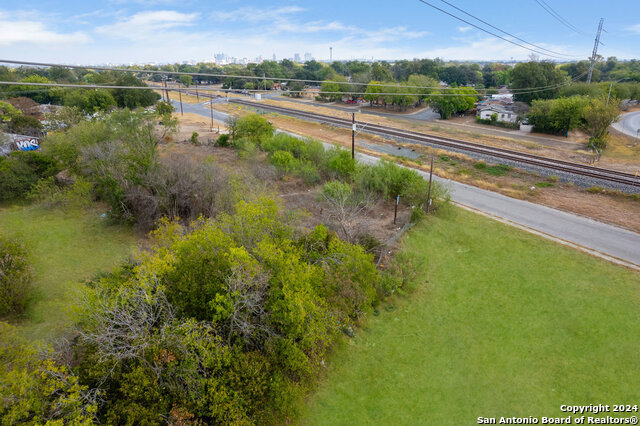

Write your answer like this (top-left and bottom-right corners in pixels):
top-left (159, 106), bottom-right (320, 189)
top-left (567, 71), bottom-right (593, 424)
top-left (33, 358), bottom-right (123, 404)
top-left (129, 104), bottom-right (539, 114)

top-left (304, 208), bottom-right (640, 425)
top-left (0, 205), bottom-right (136, 341)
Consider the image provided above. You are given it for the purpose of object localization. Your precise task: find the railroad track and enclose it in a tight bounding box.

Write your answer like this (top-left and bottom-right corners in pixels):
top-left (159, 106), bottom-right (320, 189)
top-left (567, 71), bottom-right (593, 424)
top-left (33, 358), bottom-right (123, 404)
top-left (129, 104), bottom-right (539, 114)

top-left (167, 89), bottom-right (639, 188)
top-left (224, 98), bottom-right (640, 188)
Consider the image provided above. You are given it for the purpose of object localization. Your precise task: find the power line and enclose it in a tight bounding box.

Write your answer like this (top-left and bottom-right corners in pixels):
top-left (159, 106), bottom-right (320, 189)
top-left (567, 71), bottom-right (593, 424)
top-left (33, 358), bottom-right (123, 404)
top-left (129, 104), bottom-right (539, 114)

top-left (533, 0), bottom-right (585, 36)
top-left (0, 77), bottom-right (583, 98)
top-left (0, 58), bottom-right (575, 93)
top-left (437, 0), bottom-right (582, 58)
top-left (0, 58), bottom-right (455, 91)
top-left (416, 0), bottom-right (579, 60)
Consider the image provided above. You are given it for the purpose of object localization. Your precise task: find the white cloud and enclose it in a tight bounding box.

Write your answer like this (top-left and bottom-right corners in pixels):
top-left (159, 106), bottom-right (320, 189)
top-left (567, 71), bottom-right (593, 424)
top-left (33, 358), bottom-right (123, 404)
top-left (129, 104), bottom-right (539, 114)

top-left (0, 18), bottom-right (90, 46)
top-left (96, 10), bottom-right (198, 41)
top-left (627, 24), bottom-right (640, 34)
top-left (457, 26), bottom-right (472, 33)
top-left (210, 6), bottom-right (305, 23)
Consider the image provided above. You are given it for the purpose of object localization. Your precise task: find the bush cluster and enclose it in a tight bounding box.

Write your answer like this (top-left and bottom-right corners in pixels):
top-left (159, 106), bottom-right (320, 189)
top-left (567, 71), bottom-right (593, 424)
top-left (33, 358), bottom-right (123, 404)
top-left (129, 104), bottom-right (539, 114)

top-left (68, 197), bottom-right (381, 424)
top-left (0, 151), bottom-right (59, 202)
top-left (0, 235), bottom-right (33, 317)
top-left (0, 322), bottom-right (97, 423)
top-left (476, 117), bottom-right (520, 130)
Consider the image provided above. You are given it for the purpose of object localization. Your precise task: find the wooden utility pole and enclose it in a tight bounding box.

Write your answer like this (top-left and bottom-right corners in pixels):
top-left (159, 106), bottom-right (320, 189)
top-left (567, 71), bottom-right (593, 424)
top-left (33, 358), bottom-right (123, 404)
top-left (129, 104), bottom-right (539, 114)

top-left (163, 78), bottom-right (169, 101)
top-left (178, 90), bottom-right (184, 116)
top-left (351, 112), bottom-right (355, 159)
top-left (195, 79), bottom-right (199, 102)
top-left (209, 99), bottom-right (214, 131)
top-left (394, 195), bottom-right (399, 224)
top-left (426, 156), bottom-right (434, 214)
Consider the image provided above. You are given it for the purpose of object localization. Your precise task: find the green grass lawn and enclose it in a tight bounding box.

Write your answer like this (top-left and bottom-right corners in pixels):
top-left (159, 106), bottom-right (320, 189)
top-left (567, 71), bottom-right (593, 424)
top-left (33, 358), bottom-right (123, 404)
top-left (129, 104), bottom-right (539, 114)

top-left (303, 208), bottom-right (640, 425)
top-left (0, 204), bottom-right (136, 341)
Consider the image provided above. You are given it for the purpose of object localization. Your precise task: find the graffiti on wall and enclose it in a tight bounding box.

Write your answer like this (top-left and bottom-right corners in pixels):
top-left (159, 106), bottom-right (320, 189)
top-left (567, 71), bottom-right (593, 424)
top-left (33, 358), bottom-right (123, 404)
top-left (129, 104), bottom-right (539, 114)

top-left (14, 136), bottom-right (40, 151)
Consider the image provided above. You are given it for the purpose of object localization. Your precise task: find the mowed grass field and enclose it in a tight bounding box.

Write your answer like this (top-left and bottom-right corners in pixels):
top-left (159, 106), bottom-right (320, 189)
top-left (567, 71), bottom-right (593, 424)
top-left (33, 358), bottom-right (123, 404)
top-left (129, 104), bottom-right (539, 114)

top-left (304, 208), bottom-right (640, 425)
top-left (0, 205), bottom-right (136, 341)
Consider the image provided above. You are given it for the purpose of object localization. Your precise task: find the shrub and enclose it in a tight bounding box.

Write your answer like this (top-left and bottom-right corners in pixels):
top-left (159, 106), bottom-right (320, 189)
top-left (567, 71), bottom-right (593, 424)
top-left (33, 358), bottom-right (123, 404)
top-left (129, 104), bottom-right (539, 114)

top-left (0, 151), bottom-right (59, 201)
top-left (0, 236), bottom-right (32, 317)
top-left (27, 176), bottom-right (93, 209)
top-left (325, 147), bottom-right (355, 179)
top-left (232, 114), bottom-right (274, 141)
top-left (270, 150), bottom-right (296, 174)
top-left (0, 322), bottom-right (98, 424)
top-left (216, 133), bottom-right (230, 147)
top-left (190, 131), bottom-right (199, 145)
top-left (6, 115), bottom-right (43, 136)
top-left (485, 164), bottom-right (512, 176)
top-left (73, 199), bottom-right (380, 423)
top-left (294, 161), bottom-right (321, 186)
top-left (474, 161), bottom-right (487, 170)
top-left (377, 251), bottom-right (423, 297)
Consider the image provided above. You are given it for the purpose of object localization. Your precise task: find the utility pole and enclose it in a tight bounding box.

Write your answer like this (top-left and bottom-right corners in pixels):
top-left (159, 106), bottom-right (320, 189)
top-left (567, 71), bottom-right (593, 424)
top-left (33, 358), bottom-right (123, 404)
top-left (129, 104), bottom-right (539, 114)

top-left (426, 156), bottom-right (434, 214)
top-left (178, 89), bottom-right (184, 116)
top-left (263, 73), bottom-right (266, 91)
top-left (393, 195), bottom-right (399, 224)
top-left (351, 113), bottom-right (355, 159)
top-left (587, 18), bottom-right (604, 85)
top-left (194, 79), bottom-right (199, 102)
top-left (210, 99), bottom-right (214, 131)
top-left (163, 78), bottom-right (169, 101)
top-left (330, 47), bottom-right (333, 62)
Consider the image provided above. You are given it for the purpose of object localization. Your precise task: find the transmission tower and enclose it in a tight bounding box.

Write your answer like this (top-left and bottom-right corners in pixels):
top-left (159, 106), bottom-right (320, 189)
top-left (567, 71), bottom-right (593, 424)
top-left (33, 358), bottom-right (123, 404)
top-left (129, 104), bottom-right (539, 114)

top-left (587, 18), bottom-right (604, 85)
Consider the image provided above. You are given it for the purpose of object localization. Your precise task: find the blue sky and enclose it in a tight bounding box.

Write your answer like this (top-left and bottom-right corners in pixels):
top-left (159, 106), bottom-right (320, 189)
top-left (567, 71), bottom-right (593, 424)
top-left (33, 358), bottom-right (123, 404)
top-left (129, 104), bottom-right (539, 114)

top-left (0, 0), bottom-right (638, 64)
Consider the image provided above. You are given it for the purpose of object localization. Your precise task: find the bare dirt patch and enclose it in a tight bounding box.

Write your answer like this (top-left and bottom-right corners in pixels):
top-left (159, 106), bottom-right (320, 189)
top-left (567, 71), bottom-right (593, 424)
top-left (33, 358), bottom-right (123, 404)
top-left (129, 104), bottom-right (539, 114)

top-left (158, 138), bottom-right (413, 250)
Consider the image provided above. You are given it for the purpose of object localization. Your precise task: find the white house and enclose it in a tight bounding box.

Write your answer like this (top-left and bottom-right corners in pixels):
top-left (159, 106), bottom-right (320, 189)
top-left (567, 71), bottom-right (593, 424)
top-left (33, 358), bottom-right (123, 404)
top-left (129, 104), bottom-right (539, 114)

top-left (477, 104), bottom-right (518, 124)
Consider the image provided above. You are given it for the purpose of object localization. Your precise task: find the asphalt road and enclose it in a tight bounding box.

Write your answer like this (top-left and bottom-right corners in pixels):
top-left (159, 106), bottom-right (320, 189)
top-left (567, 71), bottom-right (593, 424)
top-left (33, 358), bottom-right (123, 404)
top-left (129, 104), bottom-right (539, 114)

top-left (357, 149), bottom-right (640, 270)
top-left (189, 102), bottom-right (640, 270)
top-left (612, 110), bottom-right (640, 139)
top-left (170, 99), bottom-right (230, 123)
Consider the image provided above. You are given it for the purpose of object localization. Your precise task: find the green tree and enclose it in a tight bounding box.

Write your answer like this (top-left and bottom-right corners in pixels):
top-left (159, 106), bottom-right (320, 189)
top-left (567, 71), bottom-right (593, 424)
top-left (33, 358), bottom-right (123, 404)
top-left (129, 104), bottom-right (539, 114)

top-left (428, 87), bottom-right (478, 119)
top-left (364, 81), bottom-right (383, 105)
top-left (527, 96), bottom-right (589, 135)
top-left (581, 97), bottom-right (620, 150)
top-left (179, 74), bottom-right (193, 87)
top-left (63, 89), bottom-right (116, 114)
top-left (319, 79), bottom-right (344, 102)
top-left (371, 62), bottom-right (393, 82)
top-left (111, 74), bottom-right (160, 109)
top-left (511, 61), bottom-right (568, 104)
top-left (0, 101), bottom-right (21, 122)
top-left (0, 322), bottom-right (97, 424)
top-left (232, 114), bottom-right (275, 142)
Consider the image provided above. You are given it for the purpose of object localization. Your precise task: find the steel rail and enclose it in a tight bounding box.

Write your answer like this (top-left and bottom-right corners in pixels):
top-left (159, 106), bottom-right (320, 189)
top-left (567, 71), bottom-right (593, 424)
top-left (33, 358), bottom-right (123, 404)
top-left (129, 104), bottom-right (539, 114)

top-left (177, 92), bottom-right (640, 187)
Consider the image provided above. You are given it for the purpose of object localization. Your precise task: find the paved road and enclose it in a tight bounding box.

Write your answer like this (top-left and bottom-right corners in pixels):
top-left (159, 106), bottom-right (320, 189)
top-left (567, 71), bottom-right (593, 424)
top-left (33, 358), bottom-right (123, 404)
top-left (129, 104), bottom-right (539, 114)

top-left (190, 101), bottom-right (640, 270)
top-left (170, 99), bottom-right (230, 123)
top-left (612, 110), bottom-right (640, 139)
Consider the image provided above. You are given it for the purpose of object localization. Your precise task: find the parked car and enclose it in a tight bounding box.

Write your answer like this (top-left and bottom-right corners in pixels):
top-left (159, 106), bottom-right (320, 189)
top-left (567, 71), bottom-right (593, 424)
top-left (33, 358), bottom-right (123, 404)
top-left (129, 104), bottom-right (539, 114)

top-left (346, 99), bottom-right (357, 104)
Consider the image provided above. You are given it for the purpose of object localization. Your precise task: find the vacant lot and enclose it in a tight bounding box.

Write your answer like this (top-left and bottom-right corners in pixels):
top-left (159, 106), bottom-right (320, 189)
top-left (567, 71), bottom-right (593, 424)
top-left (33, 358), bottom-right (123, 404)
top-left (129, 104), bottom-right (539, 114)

top-left (304, 208), bottom-right (640, 425)
top-left (0, 205), bottom-right (136, 341)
